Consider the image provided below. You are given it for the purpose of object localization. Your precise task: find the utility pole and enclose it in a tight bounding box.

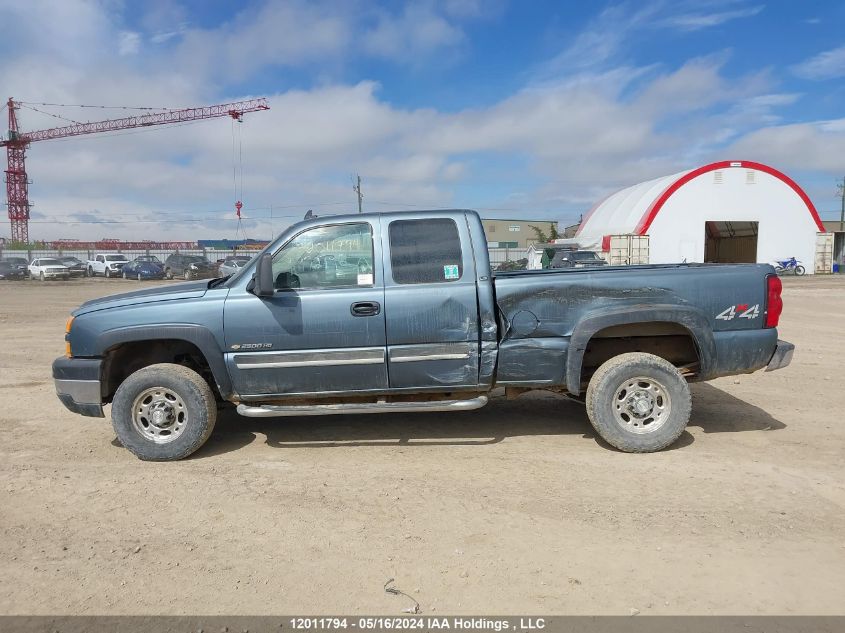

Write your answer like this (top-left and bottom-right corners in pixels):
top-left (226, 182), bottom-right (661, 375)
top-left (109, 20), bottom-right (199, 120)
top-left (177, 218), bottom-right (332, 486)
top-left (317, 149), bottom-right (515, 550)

top-left (353, 174), bottom-right (363, 213)
top-left (838, 177), bottom-right (845, 233)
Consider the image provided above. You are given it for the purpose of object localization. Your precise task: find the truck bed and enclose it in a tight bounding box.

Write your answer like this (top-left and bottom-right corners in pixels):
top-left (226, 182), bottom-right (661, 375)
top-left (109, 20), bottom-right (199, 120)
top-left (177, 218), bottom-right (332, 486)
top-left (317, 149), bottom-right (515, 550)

top-left (492, 263), bottom-right (778, 389)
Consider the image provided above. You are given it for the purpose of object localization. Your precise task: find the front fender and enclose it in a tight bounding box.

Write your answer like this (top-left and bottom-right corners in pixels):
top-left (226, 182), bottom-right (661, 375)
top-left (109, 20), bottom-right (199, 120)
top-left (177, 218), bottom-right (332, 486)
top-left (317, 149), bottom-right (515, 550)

top-left (565, 304), bottom-right (715, 395)
top-left (92, 324), bottom-right (234, 399)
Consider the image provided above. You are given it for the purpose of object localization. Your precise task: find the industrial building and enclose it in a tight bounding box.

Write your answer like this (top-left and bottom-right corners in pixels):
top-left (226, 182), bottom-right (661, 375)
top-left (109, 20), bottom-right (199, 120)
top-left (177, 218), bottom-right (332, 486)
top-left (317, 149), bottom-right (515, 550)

top-left (572, 160), bottom-right (828, 272)
top-left (482, 218), bottom-right (557, 248)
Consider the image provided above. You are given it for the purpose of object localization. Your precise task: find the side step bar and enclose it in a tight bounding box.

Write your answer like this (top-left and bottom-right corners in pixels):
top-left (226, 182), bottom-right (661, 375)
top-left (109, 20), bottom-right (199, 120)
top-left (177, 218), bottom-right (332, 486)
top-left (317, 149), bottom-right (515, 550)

top-left (236, 395), bottom-right (489, 418)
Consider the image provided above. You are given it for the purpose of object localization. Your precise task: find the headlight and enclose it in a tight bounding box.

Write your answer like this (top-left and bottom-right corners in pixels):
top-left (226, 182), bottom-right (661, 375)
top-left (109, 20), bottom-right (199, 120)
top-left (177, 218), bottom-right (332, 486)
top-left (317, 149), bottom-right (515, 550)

top-left (190, 264), bottom-right (198, 270)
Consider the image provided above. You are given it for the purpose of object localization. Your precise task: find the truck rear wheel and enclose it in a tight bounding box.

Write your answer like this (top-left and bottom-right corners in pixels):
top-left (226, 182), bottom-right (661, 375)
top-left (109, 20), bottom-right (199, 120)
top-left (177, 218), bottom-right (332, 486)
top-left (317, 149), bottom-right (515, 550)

top-left (585, 352), bottom-right (690, 453)
top-left (111, 363), bottom-right (217, 461)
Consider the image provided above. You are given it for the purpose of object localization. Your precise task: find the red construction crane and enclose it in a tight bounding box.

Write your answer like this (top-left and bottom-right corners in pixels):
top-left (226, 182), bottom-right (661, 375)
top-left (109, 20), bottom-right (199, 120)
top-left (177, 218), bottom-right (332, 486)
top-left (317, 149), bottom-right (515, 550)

top-left (1, 97), bottom-right (270, 243)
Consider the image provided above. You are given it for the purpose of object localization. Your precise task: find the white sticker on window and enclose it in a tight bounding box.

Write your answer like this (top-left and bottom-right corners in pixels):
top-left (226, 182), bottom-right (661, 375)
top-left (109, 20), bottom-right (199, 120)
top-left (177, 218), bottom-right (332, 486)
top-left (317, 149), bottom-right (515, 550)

top-left (443, 264), bottom-right (460, 280)
top-left (357, 273), bottom-right (374, 285)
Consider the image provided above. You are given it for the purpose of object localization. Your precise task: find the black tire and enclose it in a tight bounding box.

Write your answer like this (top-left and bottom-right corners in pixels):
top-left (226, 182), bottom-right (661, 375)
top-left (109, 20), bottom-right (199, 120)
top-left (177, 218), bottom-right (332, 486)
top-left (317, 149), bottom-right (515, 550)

top-left (105, 268), bottom-right (111, 278)
top-left (111, 363), bottom-right (217, 461)
top-left (165, 268), bottom-right (173, 280)
top-left (585, 352), bottom-right (691, 453)
top-left (795, 265), bottom-right (806, 276)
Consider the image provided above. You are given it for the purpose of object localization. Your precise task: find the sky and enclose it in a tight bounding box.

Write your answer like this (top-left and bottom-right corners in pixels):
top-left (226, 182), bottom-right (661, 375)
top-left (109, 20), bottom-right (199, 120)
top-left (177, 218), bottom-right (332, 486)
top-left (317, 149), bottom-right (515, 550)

top-left (0, 0), bottom-right (844, 242)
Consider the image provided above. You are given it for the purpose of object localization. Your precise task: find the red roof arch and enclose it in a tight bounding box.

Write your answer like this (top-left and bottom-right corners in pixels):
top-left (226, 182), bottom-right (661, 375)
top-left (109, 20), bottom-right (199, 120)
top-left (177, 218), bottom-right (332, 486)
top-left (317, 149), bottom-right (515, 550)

top-left (633, 160), bottom-right (824, 235)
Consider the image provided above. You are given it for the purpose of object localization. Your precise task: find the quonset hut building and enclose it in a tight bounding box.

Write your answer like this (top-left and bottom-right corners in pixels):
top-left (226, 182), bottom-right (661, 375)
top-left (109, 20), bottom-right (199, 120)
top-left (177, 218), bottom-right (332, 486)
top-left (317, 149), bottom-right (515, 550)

top-left (572, 160), bottom-right (826, 272)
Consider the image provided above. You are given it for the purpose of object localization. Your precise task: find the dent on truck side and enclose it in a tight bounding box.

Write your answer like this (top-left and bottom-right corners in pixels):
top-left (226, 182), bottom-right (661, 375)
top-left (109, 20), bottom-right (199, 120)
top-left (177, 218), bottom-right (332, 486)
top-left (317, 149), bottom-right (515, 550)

top-left (492, 264), bottom-right (773, 394)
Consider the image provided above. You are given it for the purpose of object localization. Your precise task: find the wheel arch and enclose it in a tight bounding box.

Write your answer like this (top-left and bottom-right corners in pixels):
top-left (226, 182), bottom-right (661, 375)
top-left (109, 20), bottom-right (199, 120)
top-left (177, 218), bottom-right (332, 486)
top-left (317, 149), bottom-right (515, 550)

top-left (97, 326), bottom-right (234, 401)
top-left (566, 305), bottom-right (715, 396)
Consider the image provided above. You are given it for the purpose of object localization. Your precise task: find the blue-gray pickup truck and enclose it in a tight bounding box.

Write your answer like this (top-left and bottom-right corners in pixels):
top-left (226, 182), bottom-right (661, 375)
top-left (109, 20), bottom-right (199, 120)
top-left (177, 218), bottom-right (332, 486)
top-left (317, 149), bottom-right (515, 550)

top-left (53, 210), bottom-right (793, 460)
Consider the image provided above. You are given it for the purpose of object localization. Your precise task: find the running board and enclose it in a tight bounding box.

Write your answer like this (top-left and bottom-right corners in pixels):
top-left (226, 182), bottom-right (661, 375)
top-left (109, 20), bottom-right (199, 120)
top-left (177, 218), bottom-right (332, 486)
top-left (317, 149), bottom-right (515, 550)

top-left (236, 395), bottom-right (489, 418)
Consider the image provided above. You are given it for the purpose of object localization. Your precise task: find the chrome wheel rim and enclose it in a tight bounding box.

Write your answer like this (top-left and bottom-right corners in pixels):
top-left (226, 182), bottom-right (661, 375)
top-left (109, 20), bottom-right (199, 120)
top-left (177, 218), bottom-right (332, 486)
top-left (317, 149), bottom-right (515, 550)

top-left (131, 387), bottom-right (188, 443)
top-left (612, 376), bottom-right (671, 434)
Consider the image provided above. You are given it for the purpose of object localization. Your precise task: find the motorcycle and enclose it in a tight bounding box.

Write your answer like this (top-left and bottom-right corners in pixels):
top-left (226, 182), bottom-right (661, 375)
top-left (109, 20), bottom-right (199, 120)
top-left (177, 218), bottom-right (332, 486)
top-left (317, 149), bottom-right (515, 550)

top-left (772, 257), bottom-right (806, 276)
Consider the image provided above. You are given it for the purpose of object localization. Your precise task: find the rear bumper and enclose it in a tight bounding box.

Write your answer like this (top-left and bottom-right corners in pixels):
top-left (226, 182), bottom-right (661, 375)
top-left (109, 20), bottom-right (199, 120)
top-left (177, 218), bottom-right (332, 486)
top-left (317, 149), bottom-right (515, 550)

top-left (765, 339), bottom-right (794, 372)
top-left (52, 357), bottom-right (104, 418)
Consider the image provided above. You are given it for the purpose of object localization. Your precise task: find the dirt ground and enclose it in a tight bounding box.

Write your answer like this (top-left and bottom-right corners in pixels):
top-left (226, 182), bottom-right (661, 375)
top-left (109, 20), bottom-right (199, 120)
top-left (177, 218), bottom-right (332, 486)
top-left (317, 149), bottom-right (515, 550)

top-left (0, 274), bottom-right (843, 615)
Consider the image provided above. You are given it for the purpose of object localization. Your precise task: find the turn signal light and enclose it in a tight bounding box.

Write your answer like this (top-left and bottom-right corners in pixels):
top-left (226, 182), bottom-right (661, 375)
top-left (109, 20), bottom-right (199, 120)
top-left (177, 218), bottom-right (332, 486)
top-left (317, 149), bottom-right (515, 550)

top-left (764, 274), bottom-right (782, 328)
top-left (65, 316), bottom-right (74, 357)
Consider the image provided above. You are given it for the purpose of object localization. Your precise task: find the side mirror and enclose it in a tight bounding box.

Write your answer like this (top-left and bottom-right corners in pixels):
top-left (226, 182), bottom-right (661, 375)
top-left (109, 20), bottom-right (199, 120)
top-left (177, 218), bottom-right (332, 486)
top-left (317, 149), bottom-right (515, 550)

top-left (251, 253), bottom-right (275, 297)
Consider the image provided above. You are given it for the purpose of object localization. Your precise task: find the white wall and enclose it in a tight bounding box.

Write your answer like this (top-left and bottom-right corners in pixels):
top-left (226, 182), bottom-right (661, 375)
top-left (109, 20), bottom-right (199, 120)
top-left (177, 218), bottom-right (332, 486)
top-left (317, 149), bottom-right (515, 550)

top-left (648, 167), bottom-right (819, 272)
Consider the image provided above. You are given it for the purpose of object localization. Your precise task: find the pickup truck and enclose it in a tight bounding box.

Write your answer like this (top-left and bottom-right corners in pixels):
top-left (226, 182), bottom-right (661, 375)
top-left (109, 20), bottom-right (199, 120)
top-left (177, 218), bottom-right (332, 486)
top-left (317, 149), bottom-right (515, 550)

top-left (53, 210), bottom-right (793, 461)
top-left (87, 253), bottom-right (129, 278)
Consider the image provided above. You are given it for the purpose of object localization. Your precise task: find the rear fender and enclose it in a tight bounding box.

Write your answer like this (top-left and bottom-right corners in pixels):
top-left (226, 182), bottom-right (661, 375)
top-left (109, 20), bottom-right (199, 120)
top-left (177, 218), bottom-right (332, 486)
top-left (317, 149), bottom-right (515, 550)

top-left (566, 304), bottom-right (715, 395)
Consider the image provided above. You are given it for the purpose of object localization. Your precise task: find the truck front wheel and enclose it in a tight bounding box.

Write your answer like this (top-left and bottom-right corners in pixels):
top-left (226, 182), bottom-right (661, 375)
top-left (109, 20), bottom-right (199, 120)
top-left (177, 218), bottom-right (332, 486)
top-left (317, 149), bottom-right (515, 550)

top-left (111, 363), bottom-right (217, 461)
top-left (585, 352), bottom-right (690, 453)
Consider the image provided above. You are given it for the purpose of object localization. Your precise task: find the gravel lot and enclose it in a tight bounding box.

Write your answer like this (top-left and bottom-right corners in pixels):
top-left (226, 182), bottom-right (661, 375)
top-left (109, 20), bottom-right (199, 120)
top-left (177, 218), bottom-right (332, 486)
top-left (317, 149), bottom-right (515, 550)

top-left (1, 275), bottom-right (843, 615)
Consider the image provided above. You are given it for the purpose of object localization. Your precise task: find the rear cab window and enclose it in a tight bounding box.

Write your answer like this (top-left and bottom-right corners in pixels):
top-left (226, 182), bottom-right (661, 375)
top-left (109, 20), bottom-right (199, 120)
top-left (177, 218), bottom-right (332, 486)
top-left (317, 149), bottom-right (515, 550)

top-left (388, 218), bottom-right (463, 284)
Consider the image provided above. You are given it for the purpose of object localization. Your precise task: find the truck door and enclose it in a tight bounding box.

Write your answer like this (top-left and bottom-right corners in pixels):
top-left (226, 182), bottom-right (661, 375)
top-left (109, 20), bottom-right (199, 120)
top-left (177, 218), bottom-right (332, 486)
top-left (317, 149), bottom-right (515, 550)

top-left (382, 214), bottom-right (480, 390)
top-left (223, 219), bottom-right (388, 398)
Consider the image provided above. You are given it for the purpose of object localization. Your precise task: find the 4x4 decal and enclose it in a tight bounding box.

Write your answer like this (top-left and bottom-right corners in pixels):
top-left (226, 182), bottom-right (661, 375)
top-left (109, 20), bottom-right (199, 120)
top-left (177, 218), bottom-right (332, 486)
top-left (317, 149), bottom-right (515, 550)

top-left (716, 303), bottom-right (760, 321)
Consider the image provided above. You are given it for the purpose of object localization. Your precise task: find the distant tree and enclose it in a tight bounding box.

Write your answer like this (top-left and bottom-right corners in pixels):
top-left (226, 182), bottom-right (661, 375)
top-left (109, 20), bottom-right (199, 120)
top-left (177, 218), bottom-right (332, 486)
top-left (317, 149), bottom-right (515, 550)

top-left (529, 225), bottom-right (548, 244)
top-left (529, 222), bottom-right (560, 243)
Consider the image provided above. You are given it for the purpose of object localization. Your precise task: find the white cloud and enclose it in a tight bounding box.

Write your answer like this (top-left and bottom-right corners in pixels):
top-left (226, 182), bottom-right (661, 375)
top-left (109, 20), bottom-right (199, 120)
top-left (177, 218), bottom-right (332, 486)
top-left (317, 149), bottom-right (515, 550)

top-left (657, 4), bottom-right (764, 31)
top-left (1, 0), bottom-right (841, 242)
top-left (118, 31), bottom-right (141, 56)
top-left (727, 119), bottom-right (845, 173)
top-left (363, 4), bottom-right (466, 61)
top-left (791, 45), bottom-right (845, 80)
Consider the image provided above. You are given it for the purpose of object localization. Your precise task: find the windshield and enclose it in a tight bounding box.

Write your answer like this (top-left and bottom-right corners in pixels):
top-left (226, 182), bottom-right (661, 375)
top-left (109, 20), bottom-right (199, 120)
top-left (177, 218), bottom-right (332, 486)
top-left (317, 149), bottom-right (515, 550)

top-left (60, 257), bottom-right (81, 264)
top-left (571, 251), bottom-right (602, 261)
top-left (5, 258), bottom-right (27, 264)
top-left (105, 255), bottom-right (128, 261)
top-left (185, 256), bottom-right (208, 263)
top-left (40, 258), bottom-right (62, 266)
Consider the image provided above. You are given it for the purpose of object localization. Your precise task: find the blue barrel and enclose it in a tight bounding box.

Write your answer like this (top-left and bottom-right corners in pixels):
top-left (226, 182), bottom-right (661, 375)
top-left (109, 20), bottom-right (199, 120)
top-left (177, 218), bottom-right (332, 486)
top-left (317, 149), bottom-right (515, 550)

top-left (834, 263), bottom-right (840, 273)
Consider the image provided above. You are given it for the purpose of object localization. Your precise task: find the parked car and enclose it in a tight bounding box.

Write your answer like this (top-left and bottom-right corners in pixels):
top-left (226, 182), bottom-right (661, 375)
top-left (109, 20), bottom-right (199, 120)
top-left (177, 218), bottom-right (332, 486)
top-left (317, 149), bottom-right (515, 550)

top-left (121, 258), bottom-right (166, 281)
top-left (2, 257), bottom-right (29, 274)
top-left (54, 209), bottom-right (793, 461)
top-left (0, 260), bottom-right (25, 280)
top-left (163, 254), bottom-right (216, 280)
top-left (134, 255), bottom-right (164, 265)
top-left (218, 255), bottom-right (253, 277)
top-left (87, 254), bottom-right (129, 278)
top-left (29, 258), bottom-right (70, 281)
top-left (550, 250), bottom-right (608, 269)
top-left (57, 256), bottom-right (87, 277)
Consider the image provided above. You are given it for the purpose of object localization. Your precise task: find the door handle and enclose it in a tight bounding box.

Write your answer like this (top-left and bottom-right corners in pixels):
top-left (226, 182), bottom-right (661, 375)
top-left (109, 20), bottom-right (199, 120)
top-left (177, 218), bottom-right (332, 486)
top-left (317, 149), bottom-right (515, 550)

top-left (350, 301), bottom-right (381, 317)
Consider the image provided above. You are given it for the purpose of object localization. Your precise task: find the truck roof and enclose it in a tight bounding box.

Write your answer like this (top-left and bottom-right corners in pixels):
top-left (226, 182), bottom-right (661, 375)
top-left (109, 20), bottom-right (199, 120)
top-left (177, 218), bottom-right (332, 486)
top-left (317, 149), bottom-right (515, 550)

top-left (293, 208), bottom-right (478, 225)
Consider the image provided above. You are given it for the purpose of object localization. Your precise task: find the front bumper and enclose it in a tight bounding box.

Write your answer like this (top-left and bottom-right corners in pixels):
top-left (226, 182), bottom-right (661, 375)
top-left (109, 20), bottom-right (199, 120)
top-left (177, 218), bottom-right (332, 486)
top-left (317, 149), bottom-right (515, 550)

top-left (765, 339), bottom-right (794, 372)
top-left (52, 357), bottom-right (105, 417)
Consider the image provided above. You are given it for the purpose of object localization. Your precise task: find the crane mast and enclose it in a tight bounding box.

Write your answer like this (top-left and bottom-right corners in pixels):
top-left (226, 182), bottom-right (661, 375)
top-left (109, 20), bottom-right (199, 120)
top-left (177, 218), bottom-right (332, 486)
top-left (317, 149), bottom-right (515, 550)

top-left (1, 97), bottom-right (269, 243)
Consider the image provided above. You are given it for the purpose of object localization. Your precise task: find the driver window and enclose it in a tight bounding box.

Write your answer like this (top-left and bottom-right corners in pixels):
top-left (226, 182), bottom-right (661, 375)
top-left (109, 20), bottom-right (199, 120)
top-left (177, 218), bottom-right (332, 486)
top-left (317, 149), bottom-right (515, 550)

top-left (272, 222), bottom-right (374, 290)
